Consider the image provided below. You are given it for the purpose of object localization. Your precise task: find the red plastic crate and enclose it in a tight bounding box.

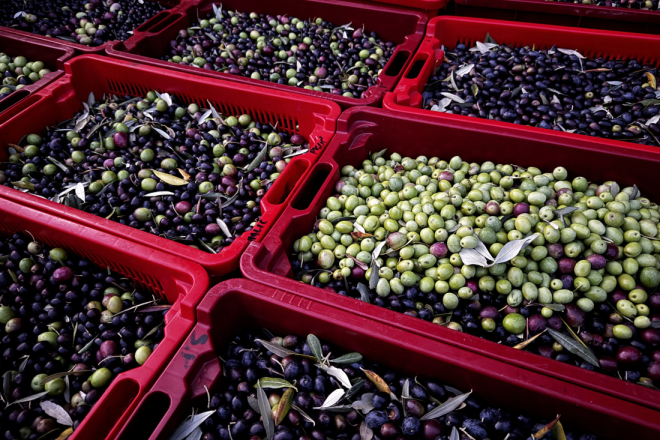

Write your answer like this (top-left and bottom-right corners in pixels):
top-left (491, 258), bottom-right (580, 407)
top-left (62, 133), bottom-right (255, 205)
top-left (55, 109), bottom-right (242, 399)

top-left (0, 195), bottom-right (209, 440)
top-left (114, 279), bottom-right (659, 439)
top-left (0, 54), bottom-right (340, 278)
top-left (0, 29), bottom-right (74, 115)
top-left (340, 0), bottom-right (448, 11)
top-left (455, 0), bottom-right (660, 36)
top-left (105, 0), bottom-right (428, 110)
top-left (1, 0), bottom-right (186, 55)
top-left (383, 16), bottom-right (660, 156)
top-left (240, 106), bottom-right (660, 415)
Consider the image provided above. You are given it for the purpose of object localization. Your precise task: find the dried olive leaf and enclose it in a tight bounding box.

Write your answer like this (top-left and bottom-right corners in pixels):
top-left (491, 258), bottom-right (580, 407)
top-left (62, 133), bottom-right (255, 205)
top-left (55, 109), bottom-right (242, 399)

top-left (449, 427), bottom-right (460, 440)
top-left (188, 428), bottom-right (203, 440)
top-left (87, 92), bottom-right (96, 107)
top-left (248, 395), bottom-right (261, 413)
top-left (533, 415), bottom-right (561, 439)
top-left (55, 427), bottom-right (73, 440)
top-left (492, 233), bottom-right (539, 265)
top-left (198, 109), bottom-right (213, 124)
top-left (7, 391), bottom-right (49, 407)
top-left (257, 382), bottom-right (275, 440)
top-left (560, 317), bottom-right (588, 348)
top-left (283, 148), bottom-right (309, 159)
top-left (330, 353), bottom-right (363, 365)
top-left (646, 72), bottom-right (657, 90)
top-left (18, 355), bottom-right (29, 373)
top-left (456, 63), bottom-right (474, 78)
top-left (471, 235), bottom-right (494, 261)
top-left (307, 334), bottom-right (324, 362)
top-left (360, 422), bottom-right (374, 440)
top-left (448, 224), bottom-right (460, 233)
top-left (246, 144), bottom-right (269, 172)
top-left (484, 32), bottom-right (497, 44)
top-left (354, 223), bottom-right (366, 234)
top-left (275, 388), bottom-right (294, 426)
top-left (361, 368), bottom-right (391, 394)
top-left (356, 283), bottom-right (371, 304)
top-left (552, 420), bottom-right (567, 440)
top-left (151, 170), bottom-right (188, 186)
top-left (372, 240), bottom-right (387, 261)
top-left (41, 401), bottom-right (73, 426)
top-left (440, 92), bottom-right (465, 104)
top-left (40, 370), bottom-right (92, 385)
top-left (470, 84), bottom-right (479, 97)
top-left (348, 254), bottom-right (369, 271)
top-left (548, 329), bottom-right (599, 367)
top-left (420, 390), bottom-right (472, 420)
top-left (177, 168), bottom-right (191, 182)
top-left (401, 379), bottom-right (410, 399)
top-left (513, 329), bottom-right (546, 350)
top-left (12, 181), bottom-right (35, 190)
top-left (292, 404), bottom-right (315, 426)
top-left (207, 100), bottom-right (221, 120)
top-left (314, 388), bottom-right (346, 409)
top-left (351, 232), bottom-right (373, 240)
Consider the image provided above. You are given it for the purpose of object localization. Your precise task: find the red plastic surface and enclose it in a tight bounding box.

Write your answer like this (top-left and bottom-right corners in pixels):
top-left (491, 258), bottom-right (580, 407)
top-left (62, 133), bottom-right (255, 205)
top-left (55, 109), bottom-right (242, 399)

top-left (240, 106), bottom-right (660, 415)
top-left (0, 196), bottom-right (209, 440)
top-left (0, 30), bottom-right (74, 115)
top-left (340, 0), bottom-right (447, 11)
top-left (1, 0), bottom-right (185, 55)
top-left (105, 0), bottom-right (428, 110)
top-left (116, 279), bottom-right (659, 439)
top-left (384, 17), bottom-right (660, 155)
top-left (455, 0), bottom-right (660, 35)
top-left (0, 55), bottom-right (340, 277)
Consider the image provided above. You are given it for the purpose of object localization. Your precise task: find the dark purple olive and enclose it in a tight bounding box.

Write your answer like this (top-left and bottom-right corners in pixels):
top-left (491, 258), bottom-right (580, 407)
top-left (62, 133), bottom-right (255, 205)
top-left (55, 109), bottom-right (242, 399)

top-left (587, 254), bottom-right (607, 270)
top-left (513, 203), bottom-right (529, 217)
top-left (528, 314), bottom-right (547, 334)
top-left (53, 267), bottom-right (73, 283)
top-left (564, 304), bottom-right (585, 329)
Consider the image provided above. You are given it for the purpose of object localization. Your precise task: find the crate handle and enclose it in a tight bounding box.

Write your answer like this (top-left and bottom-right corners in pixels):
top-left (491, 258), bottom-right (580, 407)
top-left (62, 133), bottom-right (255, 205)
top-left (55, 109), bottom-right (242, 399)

top-left (392, 48), bottom-right (437, 108)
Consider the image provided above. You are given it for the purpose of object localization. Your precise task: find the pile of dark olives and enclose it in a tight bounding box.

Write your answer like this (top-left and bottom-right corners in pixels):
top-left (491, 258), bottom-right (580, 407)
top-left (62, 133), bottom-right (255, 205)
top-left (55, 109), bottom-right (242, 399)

top-left (0, 53), bottom-right (52, 102)
top-left (162, 6), bottom-right (396, 99)
top-left (289, 152), bottom-right (660, 390)
top-left (0, 232), bottom-right (166, 437)
top-left (1, 0), bottom-right (168, 47)
top-left (550, 0), bottom-right (658, 9)
top-left (422, 40), bottom-right (660, 146)
top-left (182, 330), bottom-right (599, 440)
top-left (1, 91), bottom-right (305, 253)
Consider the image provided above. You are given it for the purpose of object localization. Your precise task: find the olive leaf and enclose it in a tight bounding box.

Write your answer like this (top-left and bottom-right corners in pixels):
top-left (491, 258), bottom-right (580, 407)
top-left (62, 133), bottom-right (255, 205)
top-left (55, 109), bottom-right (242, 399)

top-left (207, 100), bottom-right (221, 120)
top-left (455, 63), bottom-right (474, 78)
top-left (221, 179), bottom-right (243, 208)
top-left (87, 92), bottom-right (96, 107)
top-left (342, 379), bottom-right (366, 402)
top-left (356, 283), bottom-right (371, 304)
top-left (371, 149), bottom-right (387, 161)
top-left (440, 92), bottom-right (465, 104)
top-left (283, 148), bottom-right (309, 159)
top-left (255, 339), bottom-right (315, 361)
top-left (245, 144), bottom-right (268, 172)
top-left (151, 170), bottom-right (188, 186)
top-left (78, 335), bottom-right (98, 354)
top-left (348, 255), bottom-right (369, 271)
top-left (187, 428), bottom-right (203, 440)
top-left (41, 401), bottom-right (73, 426)
top-left (257, 382), bottom-right (275, 440)
top-left (75, 182), bottom-right (85, 202)
top-left (360, 421), bottom-right (373, 440)
top-left (460, 234), bottom-right (539, 268)
top-left (216, 219), bottom-right (233, 238)
top-left (3, 372), bottom-right (12, 402)
top-left (314, 389), bottom-right (345, 409)
top-left (542, 304), bottom-right (565, 312)
top-left (449, 427), bottom-right (460, 440)
top-left (330, 217), bottom-right (357, 225)
top-left (610, 182), bottom-right (620, 197)
top-left (292, 404), bottom-right (315, 426)
top-left (7, 391), bottom-right (49, 407)
top-left (420, 390), bottom-right (472, 420)
top-left (198, 109), bottom-right (213, 125)
top-left (548, 329), bottom-right (599, 368)
top-left (631, 184), bottom-right (639, 200)
top-left (361, 368), bottom-right (391, 394)
top-left (330, 352), bottom-right (362, 365)
top-left (354, 223), bottom-right (366, 234)
top-left (40, 370), bottom-right (92, 385)
top-left (646, 72), bottom-right (657, 90)
top-left (316, 364), bottom-right (352, 389)
top-left (649, 321), bottom-right (660, 328)
top-left (533, 415), bottom-right (561, 439)
top-left (168, 410), bottom-right (215, 440)
top-left (64, 376), bottom-right (70, 404)
top-left (18, 356), bottom-right (29, 373)
top-left (144, 191), bottom-right (175, 197)
top-left (275, 388), bottom-right (294, 426)
top-left (352, 393), bottom-right (375, 415)
top-left (307, 334), bottom-right (324, 362)
top-left (48, 157), bottom-right (69, 172)
top-left (248, 395), bottom-right (261, 413)
top-left (256, 378), bottom-right (298, 391)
